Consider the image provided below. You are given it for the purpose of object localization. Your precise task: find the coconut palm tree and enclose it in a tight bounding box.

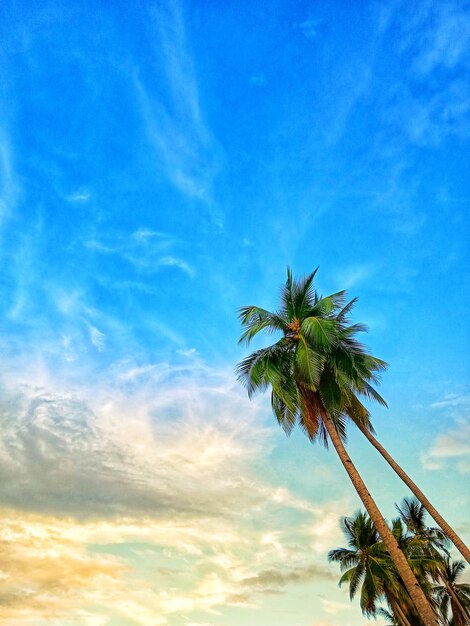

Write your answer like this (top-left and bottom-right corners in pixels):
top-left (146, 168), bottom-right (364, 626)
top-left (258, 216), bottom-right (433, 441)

top-left (328, 511), bottom-right (415, 623)
top-left (328, 510), bottom-right (439, 625)
top-left (237, 268), bottom-right (439, 625)
top-left (396, 497), bottom-right (450, 558)
top-left (389, 515), bottom-right (441, 623)
top-left (434, 559), bottom-right (470, 626)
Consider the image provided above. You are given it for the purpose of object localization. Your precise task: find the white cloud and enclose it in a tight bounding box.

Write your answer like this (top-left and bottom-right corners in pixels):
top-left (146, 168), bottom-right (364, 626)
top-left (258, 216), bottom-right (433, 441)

top-left (67, 190), bottom-right (91, 202)
top-left (134, 0), bottom-right (223, 225)
top-left (0, 356), bottom-right (348, 623)
top-left (159, 254), bottom-right (194, 276)
top-left (334, 264), bottom-right (376, 290)
top-left (386, 0), bottom-right (470, 146)
top-left (430, 393), bottom-right (470, 409)
top-left (406, 1), bottom-right (470, 77)
top-left (84, 228), bottom-right (194, 276)
top-left (86, 322), bottom-right (106, 351)
top-left (421, 419), bottom-right (470, 473)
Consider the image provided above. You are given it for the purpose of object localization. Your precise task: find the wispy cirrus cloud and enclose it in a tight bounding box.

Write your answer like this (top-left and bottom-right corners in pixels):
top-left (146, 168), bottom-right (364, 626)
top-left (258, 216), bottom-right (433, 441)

top-left (384, 0), bottom-right (470, 145)
top-left (84, 227), bottom-right (195, 276)
top-left (135, 0), bottom-right (222, 223)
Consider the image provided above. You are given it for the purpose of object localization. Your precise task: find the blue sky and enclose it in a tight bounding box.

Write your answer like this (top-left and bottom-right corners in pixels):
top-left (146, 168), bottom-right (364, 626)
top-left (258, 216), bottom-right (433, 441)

top-left (0, 1), bottom-right (469, 625)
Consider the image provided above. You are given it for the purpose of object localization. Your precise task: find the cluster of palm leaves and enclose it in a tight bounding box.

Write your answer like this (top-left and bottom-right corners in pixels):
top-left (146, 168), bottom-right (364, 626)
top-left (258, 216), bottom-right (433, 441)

top-left (329, 497), bottom-right (470, 625)
top-left (237, 268), bottom-right (469, 626)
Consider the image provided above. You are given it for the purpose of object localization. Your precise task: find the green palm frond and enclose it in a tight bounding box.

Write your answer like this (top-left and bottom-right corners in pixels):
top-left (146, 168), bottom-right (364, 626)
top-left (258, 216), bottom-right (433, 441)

top-left (271, 390), bottom-right (297, 435)
top-left (281, 266), bottom-right (297, 317)
top-left (295, 335), bottom-right (323, 386)
top-left (348, 563), bottom-right (366, 600)
top-left (343, 392), bottom-right (375, 432)
top-left (291, 267), bottom-right (319, 316)
top-left (238, 306), bottom-right (287, 344)
top-left (236, 340), bottom-right (288, 397)
top-left (328, 548), bottom-right (360, 569)
top-left (318, 367), bottom-right (343, 416)
top-left (336, 297), bottom-right (358, 323)
top-left (301, 316), bottom-right (338, 349)
top-left (359, 380), bottom-right (388, 407)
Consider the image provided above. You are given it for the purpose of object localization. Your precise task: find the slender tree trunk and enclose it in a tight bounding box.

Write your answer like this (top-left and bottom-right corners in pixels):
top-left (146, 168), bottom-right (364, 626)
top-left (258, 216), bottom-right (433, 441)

top-left (393, 602), bottom-right (415, 626)
top-left (355, 421), bottom-right (470, 564)
top-left (445, 583), bottom-right (470, 626)
top-left (321, 413), bottom-right (440, 626)
top-left (385, 590), bottom-right (415, 626)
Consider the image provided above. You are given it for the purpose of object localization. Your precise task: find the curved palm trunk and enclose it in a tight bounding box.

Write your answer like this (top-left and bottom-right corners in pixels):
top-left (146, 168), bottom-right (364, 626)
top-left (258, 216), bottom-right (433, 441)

top-left (355, 421), bottom-right (470, 564)
top-left (321, 414), bottom-right (440, 626)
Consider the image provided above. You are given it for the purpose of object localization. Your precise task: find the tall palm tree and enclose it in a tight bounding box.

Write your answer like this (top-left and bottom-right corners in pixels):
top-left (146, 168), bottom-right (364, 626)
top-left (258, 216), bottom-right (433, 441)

top-left (237, 268), bottom-right (439, 626)
top-left (434, 559), bottom-right (470, 626)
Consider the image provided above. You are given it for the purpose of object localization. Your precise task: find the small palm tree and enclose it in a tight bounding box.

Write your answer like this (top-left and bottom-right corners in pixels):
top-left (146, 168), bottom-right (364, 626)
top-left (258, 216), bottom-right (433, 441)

top-left (396, 497), bottom-right (449, 558)
top-left (434, 559), bottom-right (470, 626)
top-left (237, 268), bottom-right (439, 626)
top-left (389, 515), bottom-right (440, 624)
top-left (329, 510), bottom-right (431, 626)
top-left (328, 511), bottom-right (400, 618)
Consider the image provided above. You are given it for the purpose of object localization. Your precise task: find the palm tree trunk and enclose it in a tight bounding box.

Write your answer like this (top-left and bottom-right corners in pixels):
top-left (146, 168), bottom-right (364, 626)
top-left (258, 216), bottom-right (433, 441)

top-left (445, 583), bottom-right (470, 626)
top-left (385, 590), bottom-right (415, 626)
top-left (393, 602), bottom-right (415, 626)
top-left (321, 413), bottom-right (440, 626)
top-left (355, 421), bottom-right (470, 564)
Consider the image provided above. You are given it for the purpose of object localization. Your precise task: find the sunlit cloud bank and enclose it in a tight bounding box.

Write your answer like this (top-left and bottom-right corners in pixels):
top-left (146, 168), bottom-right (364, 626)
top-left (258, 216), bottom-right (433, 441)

top-left (0, 355), bottom-right (346, 624)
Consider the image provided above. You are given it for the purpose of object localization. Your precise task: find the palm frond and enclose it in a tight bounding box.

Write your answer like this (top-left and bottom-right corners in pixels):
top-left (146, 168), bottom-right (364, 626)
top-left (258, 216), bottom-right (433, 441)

top-left (236, 341), bottom-right (288, 398)
top-left (310, 290), bottom-right (347, 317)
top-left (295, 335), bottom-right (323, 386)
top-left (301, 316), bottom-right (338, 349)
top-left (271, 390), bottom-right (297, 436)
top-left (292, 267), bottom-right (319, 316)
top-left (358, 380), bottom-right (388, 407)
top-left (328, 548), bottom-right (360, 569)
top-left (336, 297), bottom-right (358, 323)
top-left (280, 266), bottom-right (296, 318)
top-left (238, 306), bottom-right (286, 344)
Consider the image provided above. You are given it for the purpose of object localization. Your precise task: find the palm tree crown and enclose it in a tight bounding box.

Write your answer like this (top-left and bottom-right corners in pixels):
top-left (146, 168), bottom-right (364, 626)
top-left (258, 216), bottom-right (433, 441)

top-left (328, 511), bottom-right (398, 617)
top-left (237, 267), bottom-right (387, 445)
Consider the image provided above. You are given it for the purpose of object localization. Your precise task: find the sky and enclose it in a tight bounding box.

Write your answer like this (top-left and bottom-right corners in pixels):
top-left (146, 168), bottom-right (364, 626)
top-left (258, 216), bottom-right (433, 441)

top-left (0, 0), bottom-right (469, 625)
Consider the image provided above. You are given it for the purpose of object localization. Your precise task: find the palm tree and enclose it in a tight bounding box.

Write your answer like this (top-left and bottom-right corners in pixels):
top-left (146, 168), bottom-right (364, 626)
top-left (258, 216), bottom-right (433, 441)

top-left (389, 515), bottom-right (441, 624)
top-left (434, 559), bottom-right (470, 626)
top-left (353, 419), bottom-right (470, 563)
top-left (328, 509), bottom-right (438, 625)
top-left (396, 497), bottom-right (449, 558)
top-left (237, 268), bottom-right (439, 625)
top-left (328, 511), bottom-right (414, 623)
